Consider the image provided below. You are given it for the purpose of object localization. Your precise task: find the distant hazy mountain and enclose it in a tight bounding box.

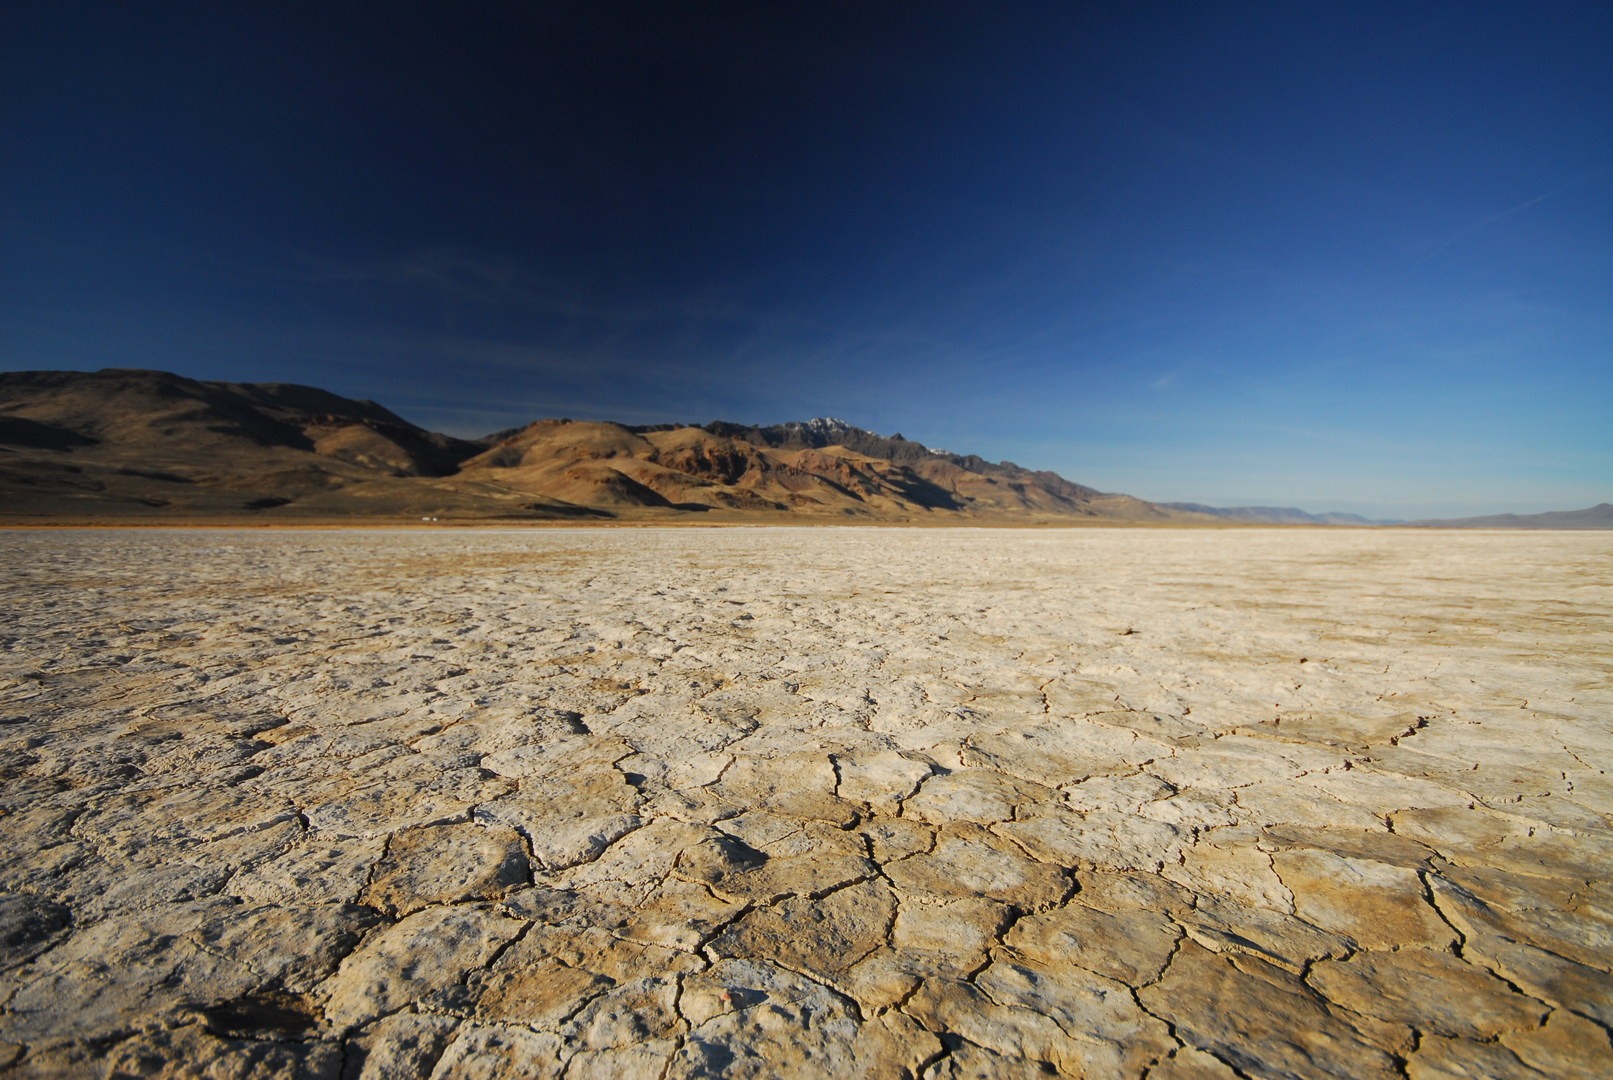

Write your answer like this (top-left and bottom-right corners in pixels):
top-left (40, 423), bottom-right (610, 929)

top-left (1160, 502), bottom-right (1386, 526)
top-left (1407, 504), bottom-right (1613, 530)
top-left (0, 368), bottom-right (1186, 522)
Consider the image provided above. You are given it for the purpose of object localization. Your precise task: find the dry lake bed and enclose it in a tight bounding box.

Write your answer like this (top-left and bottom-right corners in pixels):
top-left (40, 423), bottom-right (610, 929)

top-left (1, 526), bottom-right (1610, 1079)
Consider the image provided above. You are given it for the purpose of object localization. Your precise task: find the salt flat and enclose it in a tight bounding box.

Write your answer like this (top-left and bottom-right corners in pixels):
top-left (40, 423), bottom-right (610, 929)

top-left (1, 527), bottom-right (1610, 1078)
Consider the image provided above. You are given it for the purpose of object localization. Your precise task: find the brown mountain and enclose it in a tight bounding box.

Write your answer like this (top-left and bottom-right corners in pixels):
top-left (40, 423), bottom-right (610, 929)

top-left (436, 414), bottom-right (1184, 521)
top-left (0, 367), bottom-right (1195, 523)
top-left (0, 368), bottom-right (529, 520)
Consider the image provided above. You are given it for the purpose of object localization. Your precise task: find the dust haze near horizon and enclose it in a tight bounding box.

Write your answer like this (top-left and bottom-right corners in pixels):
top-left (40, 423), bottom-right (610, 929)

top-left (2, 2), bottom-right (1609, 520)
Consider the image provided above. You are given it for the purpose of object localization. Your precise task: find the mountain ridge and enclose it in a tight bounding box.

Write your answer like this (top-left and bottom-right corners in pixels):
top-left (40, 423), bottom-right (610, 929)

top-left (0, 368), bottom-right (1175, 523)
top-left (1, 368), bottom-right (1605, 526)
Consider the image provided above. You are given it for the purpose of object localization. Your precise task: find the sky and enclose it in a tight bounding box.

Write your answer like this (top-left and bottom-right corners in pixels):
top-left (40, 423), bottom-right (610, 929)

top-left (3, 1), bottom-right (1609, 519)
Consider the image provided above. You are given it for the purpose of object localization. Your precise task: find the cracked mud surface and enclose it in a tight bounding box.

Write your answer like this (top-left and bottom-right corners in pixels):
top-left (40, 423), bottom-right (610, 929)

top-left (2, 526), bottom-right (1610, 1078)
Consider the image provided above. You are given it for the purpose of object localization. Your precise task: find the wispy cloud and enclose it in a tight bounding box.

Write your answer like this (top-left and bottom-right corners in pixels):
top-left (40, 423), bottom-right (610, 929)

top-left (1419, 164), bottom-right (1613, 259)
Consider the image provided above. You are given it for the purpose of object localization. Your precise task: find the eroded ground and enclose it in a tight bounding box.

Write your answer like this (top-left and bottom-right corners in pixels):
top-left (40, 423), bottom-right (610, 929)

top-left (1, 527), bottom-right (1610, 1078)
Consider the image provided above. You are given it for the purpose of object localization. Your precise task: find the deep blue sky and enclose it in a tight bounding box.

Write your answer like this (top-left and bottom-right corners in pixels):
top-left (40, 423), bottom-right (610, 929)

top-left (4, 2), bottom-right (1609, 517)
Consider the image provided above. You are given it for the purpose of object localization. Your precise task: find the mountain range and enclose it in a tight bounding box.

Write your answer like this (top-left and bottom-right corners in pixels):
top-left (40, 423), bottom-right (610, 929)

top-left (0, 369), bottom-right (1178, 523)
top-left (1404, 503), bottom-right (1613, 530)
top-left (0, 369), bottom-right (1605, 527)
top-left (1158, 502), bottom-right (1383, 526)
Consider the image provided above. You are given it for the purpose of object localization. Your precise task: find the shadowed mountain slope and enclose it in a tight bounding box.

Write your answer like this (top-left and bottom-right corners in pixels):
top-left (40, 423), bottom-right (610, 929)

top-left (1, 368), bottom-right (478, 473)
top-left (0, 369), bottom-right (520, 519)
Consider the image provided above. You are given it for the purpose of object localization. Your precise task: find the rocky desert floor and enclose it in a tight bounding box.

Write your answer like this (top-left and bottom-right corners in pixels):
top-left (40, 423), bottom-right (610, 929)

top-left (1, 526), bottom-right (1610, 1079)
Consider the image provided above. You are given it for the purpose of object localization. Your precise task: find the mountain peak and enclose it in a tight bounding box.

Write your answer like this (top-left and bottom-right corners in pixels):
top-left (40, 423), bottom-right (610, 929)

top-left (780, 417), bottom-right (859, 436)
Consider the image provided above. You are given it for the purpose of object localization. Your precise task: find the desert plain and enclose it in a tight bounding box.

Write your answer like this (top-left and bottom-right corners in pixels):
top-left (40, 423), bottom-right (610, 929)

top-left (0, 525), bottom-right (1609, 1078)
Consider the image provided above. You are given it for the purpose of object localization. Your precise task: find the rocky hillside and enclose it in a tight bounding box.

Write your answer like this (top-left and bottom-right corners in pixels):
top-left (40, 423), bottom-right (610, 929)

top-left (459, 416), bottom-right (1174, 520)
top-left (0, 368), bottom-right (526, 519)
